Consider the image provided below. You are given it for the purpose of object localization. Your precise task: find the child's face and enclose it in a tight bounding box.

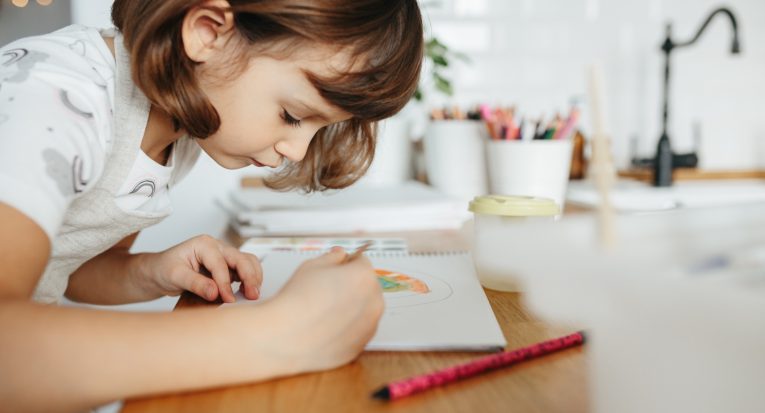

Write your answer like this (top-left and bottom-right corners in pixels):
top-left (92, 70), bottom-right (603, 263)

top-left (194, 46), bottom-right (353, 170)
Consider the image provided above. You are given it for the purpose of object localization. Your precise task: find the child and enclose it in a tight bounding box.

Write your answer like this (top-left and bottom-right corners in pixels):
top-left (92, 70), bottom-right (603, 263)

top-left (0, 0), bottom-right (423, 411)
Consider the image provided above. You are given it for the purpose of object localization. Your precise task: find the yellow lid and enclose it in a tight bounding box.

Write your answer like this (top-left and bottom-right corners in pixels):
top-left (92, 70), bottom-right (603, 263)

top-left (468, 195), bottom-right (559, 217)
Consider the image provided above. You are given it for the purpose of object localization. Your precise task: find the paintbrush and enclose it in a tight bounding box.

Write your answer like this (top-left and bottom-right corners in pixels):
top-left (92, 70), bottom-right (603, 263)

top-left (342, 242), bottom-right (373, 263)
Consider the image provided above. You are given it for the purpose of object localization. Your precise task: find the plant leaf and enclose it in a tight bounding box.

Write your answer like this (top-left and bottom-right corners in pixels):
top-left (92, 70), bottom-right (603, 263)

top-left (432, 55), bottom-right (448, 67)
top-left (426, 38), bottom-right (447, 56)
top-left (433, 73), bottom-right (453, 96)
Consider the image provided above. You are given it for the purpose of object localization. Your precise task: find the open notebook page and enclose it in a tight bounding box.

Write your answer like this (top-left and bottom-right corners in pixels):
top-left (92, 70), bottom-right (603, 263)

top-left (222, 250), bottom-right (507, 352)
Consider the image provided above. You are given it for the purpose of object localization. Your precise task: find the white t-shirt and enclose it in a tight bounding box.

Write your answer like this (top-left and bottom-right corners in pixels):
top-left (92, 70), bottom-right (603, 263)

top-left (0, 25), bottom-right (183, 240)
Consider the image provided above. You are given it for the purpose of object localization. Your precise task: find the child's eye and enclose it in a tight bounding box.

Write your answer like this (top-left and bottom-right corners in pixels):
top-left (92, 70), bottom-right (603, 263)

top-left (281, 108), bottom-right (301, 128)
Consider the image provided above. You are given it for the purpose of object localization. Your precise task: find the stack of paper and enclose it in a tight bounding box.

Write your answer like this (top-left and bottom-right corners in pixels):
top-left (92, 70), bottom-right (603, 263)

top-left (222, 181), bottom-right (471, 236)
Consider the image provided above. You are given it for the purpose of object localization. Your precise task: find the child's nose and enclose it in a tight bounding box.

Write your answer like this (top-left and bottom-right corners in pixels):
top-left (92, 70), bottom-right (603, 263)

top-left (275, 130), bottom-right (315, 162)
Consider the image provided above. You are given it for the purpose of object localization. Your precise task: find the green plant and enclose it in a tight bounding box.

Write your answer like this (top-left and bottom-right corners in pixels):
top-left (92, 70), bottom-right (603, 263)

top-left (414, 36), bottom-right (469, 101)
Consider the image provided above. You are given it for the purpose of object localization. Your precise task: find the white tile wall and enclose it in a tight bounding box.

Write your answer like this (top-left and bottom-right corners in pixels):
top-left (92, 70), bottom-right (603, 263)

top-left (421, 0), bottom-right (765, 170)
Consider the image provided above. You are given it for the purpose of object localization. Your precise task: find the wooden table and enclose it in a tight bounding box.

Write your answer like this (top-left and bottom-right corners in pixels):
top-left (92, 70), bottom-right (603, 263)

top-left (121, 227), bottom-right (589, 413)
top-left (618, 167), bottom-right (765, 182)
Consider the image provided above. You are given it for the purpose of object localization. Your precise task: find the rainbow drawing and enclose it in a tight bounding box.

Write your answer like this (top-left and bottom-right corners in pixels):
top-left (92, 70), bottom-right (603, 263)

top-left (375, 269), bottom-right (430, 294)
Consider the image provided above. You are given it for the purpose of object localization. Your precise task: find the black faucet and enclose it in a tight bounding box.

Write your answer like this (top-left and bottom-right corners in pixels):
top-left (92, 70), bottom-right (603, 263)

top-left (652, 6), bottom-right (741, 187)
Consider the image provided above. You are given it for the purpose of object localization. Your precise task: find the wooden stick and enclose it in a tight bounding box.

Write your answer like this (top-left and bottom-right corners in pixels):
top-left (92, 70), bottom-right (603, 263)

top-left (587, 63), bottom-right (617, 248)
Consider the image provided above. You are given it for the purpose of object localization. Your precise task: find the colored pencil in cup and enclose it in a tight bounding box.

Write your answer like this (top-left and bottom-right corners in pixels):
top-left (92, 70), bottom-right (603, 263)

top-left (480, 104), bottom-right (499, 140)
top-left (533, 119), bottom-right (543, 140)
top-left (372, 331), bottom-right (586, 401)
top-left (553, 107), bottom-right (579, 140)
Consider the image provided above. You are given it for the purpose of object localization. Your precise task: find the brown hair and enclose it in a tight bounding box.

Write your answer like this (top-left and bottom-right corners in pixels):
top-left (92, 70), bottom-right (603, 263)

top-left (112, 0), bottom-right (423, 192)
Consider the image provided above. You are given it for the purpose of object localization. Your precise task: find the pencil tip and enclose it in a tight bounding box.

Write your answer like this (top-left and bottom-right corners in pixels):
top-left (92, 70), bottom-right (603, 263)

top-left (372, 387), bottom-right (390, 400)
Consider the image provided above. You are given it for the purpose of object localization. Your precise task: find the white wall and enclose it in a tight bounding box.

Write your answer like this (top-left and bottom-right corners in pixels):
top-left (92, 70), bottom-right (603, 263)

top-left (420, 0), bottom-right (765, 170)
top-left (69, 0), bottom-right (112, 28)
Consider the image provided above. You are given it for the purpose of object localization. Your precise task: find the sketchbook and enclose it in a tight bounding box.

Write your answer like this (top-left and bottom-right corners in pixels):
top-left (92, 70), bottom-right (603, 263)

top-left (221, 181), bottom-right (471, 236)
top-left (222, 249), bottom-right (507, 352)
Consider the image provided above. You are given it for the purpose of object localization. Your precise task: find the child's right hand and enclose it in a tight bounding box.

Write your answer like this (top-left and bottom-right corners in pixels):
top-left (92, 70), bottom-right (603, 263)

top-left (268, 247), bottom-right (384, 372)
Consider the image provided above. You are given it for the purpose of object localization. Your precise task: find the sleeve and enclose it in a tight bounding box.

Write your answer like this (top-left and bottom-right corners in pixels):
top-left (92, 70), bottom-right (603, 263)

top-left (0, 76), bottom-right (108, 241)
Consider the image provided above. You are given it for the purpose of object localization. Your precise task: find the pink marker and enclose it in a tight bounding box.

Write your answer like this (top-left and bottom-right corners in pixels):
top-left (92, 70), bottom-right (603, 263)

top-left (372, 331), bottom-right (586, 401)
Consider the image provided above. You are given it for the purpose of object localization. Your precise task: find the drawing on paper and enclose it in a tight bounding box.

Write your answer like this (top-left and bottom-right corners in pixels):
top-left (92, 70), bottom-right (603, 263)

top-left (376, 269), bottom-right (430, 293)
top-left (375, 268), bottom-right (453, 308)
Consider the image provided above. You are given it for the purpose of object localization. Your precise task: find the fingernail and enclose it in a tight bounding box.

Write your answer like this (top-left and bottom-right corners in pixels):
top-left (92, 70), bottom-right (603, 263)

top-left (206, 286), bottom-right (216, 300)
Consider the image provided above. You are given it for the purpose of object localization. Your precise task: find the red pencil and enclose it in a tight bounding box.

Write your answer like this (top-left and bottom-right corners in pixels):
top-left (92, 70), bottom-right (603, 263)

top-left (372, 331), bottom-right (586, 401)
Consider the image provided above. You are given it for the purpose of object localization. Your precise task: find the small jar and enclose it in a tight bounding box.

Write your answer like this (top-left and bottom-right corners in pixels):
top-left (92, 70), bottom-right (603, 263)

top-left (468, 195), bottom-right (559, 292)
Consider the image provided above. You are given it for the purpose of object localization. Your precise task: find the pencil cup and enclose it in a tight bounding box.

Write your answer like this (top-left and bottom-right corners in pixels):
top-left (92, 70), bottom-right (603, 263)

top-left (468, 195), bottom-right (559, 292)
top-left (424, 120), bottom-right (488, 201)
top-left (485, 140), bottom-right (573, 211)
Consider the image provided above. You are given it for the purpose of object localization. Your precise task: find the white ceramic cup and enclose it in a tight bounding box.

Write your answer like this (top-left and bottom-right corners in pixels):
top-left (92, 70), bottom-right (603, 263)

top-left (424, 120), bottom-right (488, 201)
top-left (485, 139), bottom-right (573, 210)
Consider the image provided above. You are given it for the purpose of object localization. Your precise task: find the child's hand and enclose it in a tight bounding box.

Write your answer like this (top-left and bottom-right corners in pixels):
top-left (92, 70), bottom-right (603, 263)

top-left (269, 247), bottom-right (384, 371)
top-left (142, 235), bottom-right (262, 303)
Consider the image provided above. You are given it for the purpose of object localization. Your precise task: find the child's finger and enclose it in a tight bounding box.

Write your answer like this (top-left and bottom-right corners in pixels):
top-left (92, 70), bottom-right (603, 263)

top-left (221, 247), bottom-right (262, 300)
top-left (195, 243), bottom-right (237, 303)
top-left (305, 247), bottom-right (347, 267)
top-left (175, 268), bottom-right (219, 301)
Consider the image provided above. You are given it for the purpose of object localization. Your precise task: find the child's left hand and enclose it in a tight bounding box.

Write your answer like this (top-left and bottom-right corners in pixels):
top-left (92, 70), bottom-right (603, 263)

top-left (140, 235), bottom-right (262, 303)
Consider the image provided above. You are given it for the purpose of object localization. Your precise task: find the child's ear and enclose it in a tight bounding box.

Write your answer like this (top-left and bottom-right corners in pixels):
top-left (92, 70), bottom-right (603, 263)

top-left (182, 0), bottom-right (235, 63)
